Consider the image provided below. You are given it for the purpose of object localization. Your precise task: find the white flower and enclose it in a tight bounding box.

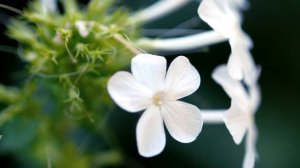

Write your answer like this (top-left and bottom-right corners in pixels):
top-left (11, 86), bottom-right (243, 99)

top-left (107, 54), bottom-right (203, 157)
top-left (75, 20), bottom-right (95, 37)
top-left (198, 0), bottom-right (256, 84)
top-left (40, 0), bottom-right (57, 12)
top-left (212, 64), bottom-right (261, 168)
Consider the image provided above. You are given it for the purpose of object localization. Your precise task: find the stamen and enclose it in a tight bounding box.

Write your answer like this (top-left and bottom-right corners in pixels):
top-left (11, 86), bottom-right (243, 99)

top-left (152, 92), bottom-right (164, 106)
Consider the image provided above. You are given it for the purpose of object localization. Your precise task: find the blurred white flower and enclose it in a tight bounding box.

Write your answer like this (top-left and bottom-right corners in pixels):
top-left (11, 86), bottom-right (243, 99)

top-left (212, 64), bottom-right (261, 168)
top-left (198, 0), bottom-right (256, 84)
top-left (108, 54), bottom-right (203, 157)
top-left (75, 20), bottom-right (95, 37)
top-left (40, 0), bottom-right (57, 12)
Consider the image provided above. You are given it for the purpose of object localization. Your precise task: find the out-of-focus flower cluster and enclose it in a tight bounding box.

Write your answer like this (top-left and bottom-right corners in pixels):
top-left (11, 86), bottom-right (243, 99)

top-left (1, 0), bottom-right (139, 167)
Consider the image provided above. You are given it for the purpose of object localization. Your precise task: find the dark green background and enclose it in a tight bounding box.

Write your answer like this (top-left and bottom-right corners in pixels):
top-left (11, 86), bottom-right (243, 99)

top-left (0, 0), bottom-right (299, 167)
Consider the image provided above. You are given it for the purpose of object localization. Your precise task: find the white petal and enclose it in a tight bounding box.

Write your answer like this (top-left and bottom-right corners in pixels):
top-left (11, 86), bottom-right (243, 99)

top-left (244, 63), bottom-right (261, 86)
top-left (131, 54), bottom-right (166, 92)
top-left (212, 64), bottom-right (248, 106)
top-left (136, 106), bottom-right (166, 157)
top-left (249, 84), bottom-right (261, 113)
top-left (227, 53), bottom-right (244, 80)
top-left (164, 56), bottom-right (200, 100)
top-left (227, 43), bottom-right (256, 83)
top-left (223, 103), bottom-right (250, 144)
top-left (198, 0), bottom-right (240, 38)
top-left (107, 72), bottom-right (153, 112)
top-left (161, 101), bottom-right (203, 143)
top-left (243, 125), bottom-right (258, 168)
top-left (40, 0), bottom-right (57, 12)
top-left (75, 21), bottom-right (94, 37)
top-left (250, 65), bottom-right (262, 85)
top-left (239, 32), bottom-right (254, 49)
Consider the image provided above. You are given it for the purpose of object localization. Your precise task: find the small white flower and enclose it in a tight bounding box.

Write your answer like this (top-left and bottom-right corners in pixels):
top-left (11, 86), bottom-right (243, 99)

top-left (53, 32), bottom-right (63, 44)
top-left (108, 54), bottom-right (203, 157)
top-left (212, 64), bottom-right (261, 168)
top-left (198, 0), bottom-right (256, 84)
top-left (40, 0), bottom-right (57, 12)
top-left (75, 20), bottom-right (95, 37)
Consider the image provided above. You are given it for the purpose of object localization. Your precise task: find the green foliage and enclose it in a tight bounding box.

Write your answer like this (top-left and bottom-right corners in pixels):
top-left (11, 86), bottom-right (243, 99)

top-left (1, 0), bottom-right (139, 167)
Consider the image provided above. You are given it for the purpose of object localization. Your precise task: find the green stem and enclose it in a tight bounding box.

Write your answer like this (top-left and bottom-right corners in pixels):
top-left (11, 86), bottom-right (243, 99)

top-left (0, 4), bottom-right (22, 14)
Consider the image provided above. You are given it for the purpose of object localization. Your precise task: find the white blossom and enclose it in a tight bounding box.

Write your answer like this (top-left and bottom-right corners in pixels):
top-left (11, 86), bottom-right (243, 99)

top-left (212, 64), bottom-right (261, 168)
top-left (75, 20), bottom-right (95, 37)
top-left (198, 0), bottom-right (256, 84)
top-left (40, 0), bottom-right (57, 12)
top-left (108, 54), bottom-right (203, 157)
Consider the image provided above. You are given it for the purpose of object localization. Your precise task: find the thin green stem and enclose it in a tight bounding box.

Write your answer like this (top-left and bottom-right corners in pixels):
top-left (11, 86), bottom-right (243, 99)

top-left (0, 45), bottom-right (18, 55)
top-left (65, 41), bottom-right (77, 63)
top-left (0, 4), bottom-right (22, 14)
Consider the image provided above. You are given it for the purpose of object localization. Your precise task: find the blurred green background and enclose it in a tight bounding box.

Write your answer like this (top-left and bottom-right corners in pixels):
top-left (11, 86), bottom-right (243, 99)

top-left (0, 0), bottom-right (299, 167)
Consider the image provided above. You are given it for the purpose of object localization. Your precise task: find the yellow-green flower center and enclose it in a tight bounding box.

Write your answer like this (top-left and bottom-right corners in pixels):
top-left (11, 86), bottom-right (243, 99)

top-left (152, 92), bottom-right (164, 106)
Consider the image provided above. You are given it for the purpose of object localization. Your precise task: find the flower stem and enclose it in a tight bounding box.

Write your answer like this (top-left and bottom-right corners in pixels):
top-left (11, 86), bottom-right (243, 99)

top-left (0, 4), bottom-right (22, 14)
top-left (202, 110), bottom-right (226, 124)
top-left (130, 0), bottom-right (190, 24)
top-left (137, 30), bottom-right (227, 51)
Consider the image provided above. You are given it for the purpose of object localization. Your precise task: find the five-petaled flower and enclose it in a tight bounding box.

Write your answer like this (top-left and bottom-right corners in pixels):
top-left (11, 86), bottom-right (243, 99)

top-left (212, 64), bottom-right (261, 168)
top-left (108, 54), bottom-right (203, 157)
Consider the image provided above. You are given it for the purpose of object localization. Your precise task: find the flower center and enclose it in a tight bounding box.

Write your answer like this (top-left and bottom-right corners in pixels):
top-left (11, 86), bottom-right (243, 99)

top-left (152, 92), bottom-right (164, 106)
